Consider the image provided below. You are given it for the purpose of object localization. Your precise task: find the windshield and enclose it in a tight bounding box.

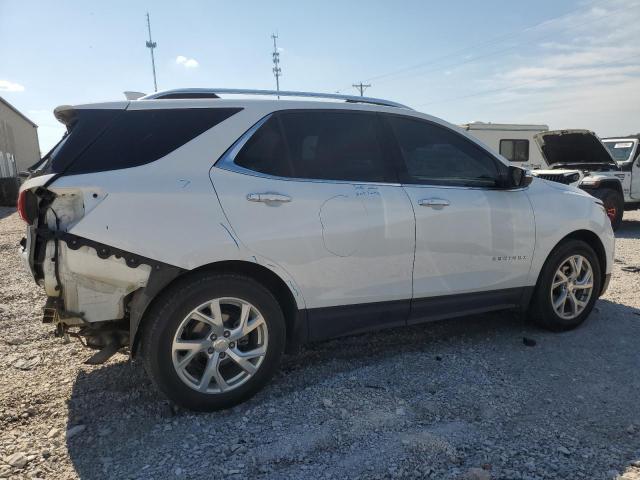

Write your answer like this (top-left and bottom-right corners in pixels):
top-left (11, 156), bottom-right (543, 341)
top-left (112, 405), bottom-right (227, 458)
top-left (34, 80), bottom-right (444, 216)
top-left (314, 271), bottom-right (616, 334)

top-left (603, 140), bottom-right (635, 162)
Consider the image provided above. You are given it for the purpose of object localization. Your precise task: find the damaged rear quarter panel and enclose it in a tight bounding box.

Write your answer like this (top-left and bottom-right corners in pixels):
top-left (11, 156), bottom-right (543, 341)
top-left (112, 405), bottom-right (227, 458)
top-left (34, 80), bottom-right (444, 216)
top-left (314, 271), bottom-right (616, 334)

top-left (44, 106), bottom-right (305, 325)
top-left (56, 242), bottom-right (152, 322)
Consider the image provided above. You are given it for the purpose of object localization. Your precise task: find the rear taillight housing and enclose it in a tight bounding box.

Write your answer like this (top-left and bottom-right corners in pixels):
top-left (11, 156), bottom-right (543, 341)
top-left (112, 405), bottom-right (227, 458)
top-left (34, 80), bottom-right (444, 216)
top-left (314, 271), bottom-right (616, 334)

top-left (17, 190), bottom-right (36, 224)
top-left (17, 190), bottom-right (28, 223)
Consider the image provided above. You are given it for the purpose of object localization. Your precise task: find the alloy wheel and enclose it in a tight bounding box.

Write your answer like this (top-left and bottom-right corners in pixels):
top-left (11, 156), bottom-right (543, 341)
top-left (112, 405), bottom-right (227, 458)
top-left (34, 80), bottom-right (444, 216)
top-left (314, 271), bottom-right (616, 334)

top-left (550, 255), bottom-right (594, 320)
top-left (171, 297), bottom-right (268, 394)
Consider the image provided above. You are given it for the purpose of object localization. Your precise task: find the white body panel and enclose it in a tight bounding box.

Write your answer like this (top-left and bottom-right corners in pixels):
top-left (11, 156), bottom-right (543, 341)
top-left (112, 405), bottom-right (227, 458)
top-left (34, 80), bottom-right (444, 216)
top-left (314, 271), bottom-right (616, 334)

top-left (403, 185), bottom-right (535, 297)
top-left (19, 98), bottom-right (615, 326)
top-left (525, 178), bottom-right (614, 279)
top-left (210, 167), bottom-right (415, 309)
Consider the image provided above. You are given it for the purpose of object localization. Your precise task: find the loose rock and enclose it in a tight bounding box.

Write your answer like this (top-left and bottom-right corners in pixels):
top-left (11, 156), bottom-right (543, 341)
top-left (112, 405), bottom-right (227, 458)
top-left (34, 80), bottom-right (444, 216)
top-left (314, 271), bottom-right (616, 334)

top-left (464, 467), bottom-right (490, 480)
top-left (6, 452), bottom-right (28, 469)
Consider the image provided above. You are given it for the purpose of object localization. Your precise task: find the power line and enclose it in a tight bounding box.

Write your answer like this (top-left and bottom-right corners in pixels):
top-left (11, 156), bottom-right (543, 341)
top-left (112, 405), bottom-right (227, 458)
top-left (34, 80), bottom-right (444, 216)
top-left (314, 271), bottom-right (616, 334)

top-left (271, 33), bottom-right (282, 97)
top-left (414, 53), bottom-right (640, 108)
top-left (145, 12), bottom-right (158, 92)
top-left (337, 0), bottom-right (618, 91)
top-left (352, 82), bottom-right (371, 96)
top-left (376, 1), bottom-right (639, 86)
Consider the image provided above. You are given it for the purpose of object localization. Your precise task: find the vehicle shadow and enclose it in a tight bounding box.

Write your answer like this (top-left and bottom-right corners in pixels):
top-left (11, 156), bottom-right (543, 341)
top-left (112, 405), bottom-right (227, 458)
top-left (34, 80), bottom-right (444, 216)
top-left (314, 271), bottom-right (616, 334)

top-left (0, 207), bottom-right (17, 220)
top-left (617, 215), bottom-right (640, 239)
top-left (66, 297), bottom-right (640, 479)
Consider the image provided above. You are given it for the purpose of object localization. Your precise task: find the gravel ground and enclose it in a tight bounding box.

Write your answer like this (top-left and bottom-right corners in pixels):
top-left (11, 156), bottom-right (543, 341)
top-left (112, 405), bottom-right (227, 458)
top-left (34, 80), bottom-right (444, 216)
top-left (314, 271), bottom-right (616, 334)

top-left (1, 206), bottom-right (640, 480)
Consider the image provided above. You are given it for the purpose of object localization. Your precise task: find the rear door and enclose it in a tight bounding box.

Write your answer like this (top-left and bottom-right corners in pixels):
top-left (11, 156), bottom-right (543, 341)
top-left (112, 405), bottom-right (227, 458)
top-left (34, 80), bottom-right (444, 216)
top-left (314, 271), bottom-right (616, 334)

top-left (210, 110), bottom-right (415, 340)
top-left (382, 114), bottom-right (535, 322)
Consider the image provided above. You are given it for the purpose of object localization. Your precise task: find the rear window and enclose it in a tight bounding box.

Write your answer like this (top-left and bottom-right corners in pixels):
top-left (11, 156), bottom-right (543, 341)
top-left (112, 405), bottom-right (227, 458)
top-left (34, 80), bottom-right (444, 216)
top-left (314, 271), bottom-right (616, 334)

top-left (46, 107), bottom-right (241, 175)
top-left (233, 116), bottom-right (292, 177)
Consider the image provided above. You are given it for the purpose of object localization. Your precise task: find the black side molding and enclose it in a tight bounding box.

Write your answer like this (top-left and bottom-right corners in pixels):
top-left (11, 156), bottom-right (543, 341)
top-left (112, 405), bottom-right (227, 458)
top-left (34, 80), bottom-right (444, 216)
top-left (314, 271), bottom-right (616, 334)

top-left (307, 299), bottom-right (409, 342)
top-left (304, 287), bottom-right (530, 343)
top-left (409, 287), bottom-right (526, 324)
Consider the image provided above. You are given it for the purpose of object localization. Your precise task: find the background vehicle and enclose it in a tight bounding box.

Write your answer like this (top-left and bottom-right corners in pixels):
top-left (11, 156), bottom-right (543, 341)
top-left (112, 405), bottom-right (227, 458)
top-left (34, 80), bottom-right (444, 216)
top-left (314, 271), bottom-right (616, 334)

top-left (17, 89), bottom-right (614, 411)
top-left (531, 130), bottom-right (640, 230)
top-left (460, 122), bottom-right (549, 170)
top-left (466, 126), bottom-right (640, 230)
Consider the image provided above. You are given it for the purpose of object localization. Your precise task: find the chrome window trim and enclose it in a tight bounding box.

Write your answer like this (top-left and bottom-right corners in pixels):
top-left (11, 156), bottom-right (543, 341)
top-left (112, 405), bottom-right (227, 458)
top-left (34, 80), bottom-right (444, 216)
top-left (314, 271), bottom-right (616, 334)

top-left (400, 183), bottom-right (529, 192)
top-left (215, 113), bottom-right (403, 187)
top-left (215, 112), bottom-right (528, 191)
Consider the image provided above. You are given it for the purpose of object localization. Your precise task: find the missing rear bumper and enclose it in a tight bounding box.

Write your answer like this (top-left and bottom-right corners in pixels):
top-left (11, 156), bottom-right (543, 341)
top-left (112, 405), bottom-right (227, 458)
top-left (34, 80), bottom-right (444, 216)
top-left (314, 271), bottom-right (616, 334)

top-left (32, 229), bottom-right (184, 354)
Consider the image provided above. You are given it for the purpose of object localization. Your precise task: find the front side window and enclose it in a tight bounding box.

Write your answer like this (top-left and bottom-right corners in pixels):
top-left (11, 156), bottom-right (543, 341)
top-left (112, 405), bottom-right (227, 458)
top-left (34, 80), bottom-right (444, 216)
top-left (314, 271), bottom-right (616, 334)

top-left (234, 111), bottom-right (390, 183)
top-left (387, 116), bottom-right (502, 187)
top-left (499, 139), bottom-right (529, 162)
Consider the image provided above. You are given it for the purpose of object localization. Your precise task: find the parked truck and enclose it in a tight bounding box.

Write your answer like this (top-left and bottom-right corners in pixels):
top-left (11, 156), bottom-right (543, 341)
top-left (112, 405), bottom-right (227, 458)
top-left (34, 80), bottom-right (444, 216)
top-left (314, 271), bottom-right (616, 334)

top-left (531, 131), bottom-right (640, 230)
top-left (464, 123), bottom-right (639, 230)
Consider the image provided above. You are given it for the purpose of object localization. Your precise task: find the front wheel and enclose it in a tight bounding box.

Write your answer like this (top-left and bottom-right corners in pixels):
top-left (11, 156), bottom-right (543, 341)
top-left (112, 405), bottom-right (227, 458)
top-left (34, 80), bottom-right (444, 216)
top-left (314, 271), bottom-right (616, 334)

top-left (528, 240), bottom-right (601, 331)
top-left (593, 188), bottom-right (623, 231)
top-left (141, 273), bottom-right (286, 411)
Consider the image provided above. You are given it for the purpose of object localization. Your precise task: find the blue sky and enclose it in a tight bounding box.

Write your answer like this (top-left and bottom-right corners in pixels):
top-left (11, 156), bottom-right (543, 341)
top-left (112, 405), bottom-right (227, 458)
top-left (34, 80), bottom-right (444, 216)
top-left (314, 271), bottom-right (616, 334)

top-left (1, 0), bottom-right (639, 154)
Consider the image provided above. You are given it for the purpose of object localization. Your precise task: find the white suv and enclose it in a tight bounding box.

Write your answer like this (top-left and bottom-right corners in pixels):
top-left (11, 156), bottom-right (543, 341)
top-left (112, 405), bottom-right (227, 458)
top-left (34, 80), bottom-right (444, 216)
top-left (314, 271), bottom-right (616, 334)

top-left (18, 89), bottom-right (614, 411)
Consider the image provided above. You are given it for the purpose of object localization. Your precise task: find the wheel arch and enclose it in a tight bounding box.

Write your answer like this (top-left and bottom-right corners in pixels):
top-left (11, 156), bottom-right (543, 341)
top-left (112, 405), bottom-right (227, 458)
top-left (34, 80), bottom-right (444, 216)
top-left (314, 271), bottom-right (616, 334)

top-left (597, 179), bottom-right (624, 196)
top-left (542, 229), bottom-right (607, 295)
top-left (583, 179), bottom-right (624, 199)
top-left (524, 228), bottom-right (608, 312)
top-left (131, 260), bottom-right (306, 357)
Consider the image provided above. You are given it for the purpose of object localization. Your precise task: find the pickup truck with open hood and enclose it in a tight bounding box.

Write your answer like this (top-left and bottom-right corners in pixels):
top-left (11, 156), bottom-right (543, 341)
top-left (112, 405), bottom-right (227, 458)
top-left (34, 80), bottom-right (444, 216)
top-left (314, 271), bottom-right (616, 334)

top-left (531, 130), bottom-right (640, 230)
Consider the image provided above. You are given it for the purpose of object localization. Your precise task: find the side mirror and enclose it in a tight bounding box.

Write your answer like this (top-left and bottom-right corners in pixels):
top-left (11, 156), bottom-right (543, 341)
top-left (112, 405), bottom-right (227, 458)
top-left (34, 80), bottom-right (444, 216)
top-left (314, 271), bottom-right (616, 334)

top-left (507, 166), bottom-right (533, 188)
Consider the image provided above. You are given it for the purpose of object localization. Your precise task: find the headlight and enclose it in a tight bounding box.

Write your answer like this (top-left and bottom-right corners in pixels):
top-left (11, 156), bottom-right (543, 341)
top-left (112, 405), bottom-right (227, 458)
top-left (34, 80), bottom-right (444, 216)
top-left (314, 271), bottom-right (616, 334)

top-left (581, 178), bottom-right (600, 187)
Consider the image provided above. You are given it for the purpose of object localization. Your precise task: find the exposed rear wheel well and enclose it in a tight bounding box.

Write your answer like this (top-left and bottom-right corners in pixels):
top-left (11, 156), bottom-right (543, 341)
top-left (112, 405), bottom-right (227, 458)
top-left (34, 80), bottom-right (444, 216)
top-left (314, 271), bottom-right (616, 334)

top-left (133, 261), bottom-right (304, 356)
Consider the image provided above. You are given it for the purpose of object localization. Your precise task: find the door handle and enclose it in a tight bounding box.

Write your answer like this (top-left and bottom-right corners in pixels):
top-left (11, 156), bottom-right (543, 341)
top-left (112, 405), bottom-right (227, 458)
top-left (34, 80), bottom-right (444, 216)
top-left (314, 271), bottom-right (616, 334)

top-left (418, 198), bottom-right (450, 208)
top-left (246, 192), bottom-right (292, 203)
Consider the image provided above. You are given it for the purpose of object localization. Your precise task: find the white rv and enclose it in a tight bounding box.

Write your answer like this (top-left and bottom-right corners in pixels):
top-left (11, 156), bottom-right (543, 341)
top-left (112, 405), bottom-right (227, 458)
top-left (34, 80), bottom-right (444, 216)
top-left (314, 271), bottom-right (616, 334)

top-left (460, 122), bottom-right (549, 170)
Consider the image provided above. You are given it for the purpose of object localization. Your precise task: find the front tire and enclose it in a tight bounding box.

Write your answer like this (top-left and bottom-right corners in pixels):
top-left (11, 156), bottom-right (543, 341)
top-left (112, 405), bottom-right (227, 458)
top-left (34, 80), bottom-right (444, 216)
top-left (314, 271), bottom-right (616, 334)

top-left (528, 240), bottom-right (601, 331)
top-left (141, 273), bottom-right (286, 411)
top-left (593, 188), bottom-right (623, 231)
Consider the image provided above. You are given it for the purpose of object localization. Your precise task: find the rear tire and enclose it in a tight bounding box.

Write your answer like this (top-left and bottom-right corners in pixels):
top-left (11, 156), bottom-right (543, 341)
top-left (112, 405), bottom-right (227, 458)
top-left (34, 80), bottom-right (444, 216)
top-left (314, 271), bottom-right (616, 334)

top-left (528, 240), bottom-right (601, 331)
top-left (593, 188), bottom-right (623, 231)
top-left (141, 273), bottom-right (286, 411)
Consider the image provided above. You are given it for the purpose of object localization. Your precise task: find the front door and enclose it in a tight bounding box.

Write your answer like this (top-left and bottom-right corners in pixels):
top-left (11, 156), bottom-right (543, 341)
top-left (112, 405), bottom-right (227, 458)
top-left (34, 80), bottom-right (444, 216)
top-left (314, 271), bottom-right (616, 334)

top-left (382, 114), bottom-right (535, 322)
top-left (210, 110), bottom-right (415, 339)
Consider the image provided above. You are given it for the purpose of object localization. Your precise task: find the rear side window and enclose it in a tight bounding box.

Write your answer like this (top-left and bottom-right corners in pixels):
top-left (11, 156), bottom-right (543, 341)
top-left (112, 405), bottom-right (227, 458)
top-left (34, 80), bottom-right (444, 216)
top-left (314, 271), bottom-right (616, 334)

top-left (386, 115), bottom-right (502, 188)
top-left (499, 139), bottom-right (529, 162)
top-left (234, 111), bottom-right (391, 183)
top-left (233, 117), bottom-right (292, 177)
top-left (50, 108), bottom-right (241, 175)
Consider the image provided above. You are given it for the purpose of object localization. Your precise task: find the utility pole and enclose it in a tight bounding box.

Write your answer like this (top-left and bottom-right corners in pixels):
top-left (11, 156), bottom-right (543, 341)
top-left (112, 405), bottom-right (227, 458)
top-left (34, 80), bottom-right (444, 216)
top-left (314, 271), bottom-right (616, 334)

top-left (352, 82), bottom-right (371, 97)
top-left (146, 12), bottom-right (158, 92)
top-left (271, 33), bottom-right (282, 97)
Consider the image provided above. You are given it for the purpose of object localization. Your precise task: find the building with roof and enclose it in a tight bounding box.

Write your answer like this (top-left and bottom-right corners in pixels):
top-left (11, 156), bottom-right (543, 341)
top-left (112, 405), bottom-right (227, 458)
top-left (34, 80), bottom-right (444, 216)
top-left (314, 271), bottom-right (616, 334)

top-left (0, 96), bottom-right (40, 205)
